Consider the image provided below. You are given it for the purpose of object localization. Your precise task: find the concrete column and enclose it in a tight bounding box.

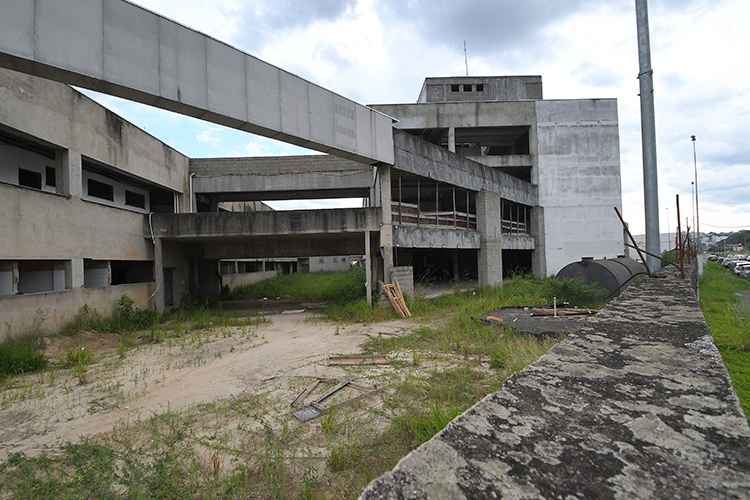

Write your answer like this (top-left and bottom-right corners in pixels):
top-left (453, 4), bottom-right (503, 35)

top-left (154, 237), bottom-right (165, 312)
top-left (379, 164), bottom-right (394, 284)
top-left (448, 127), bottom-right (456, 153)
top-left (530, 206), bottom-right (547, 276)
top-left (365, 231), bottom-right (372, 305)
top-left (65, 258), bottom-right (84, 289)
top-left (476, 191), bottom-right (503, 286)
top-left (57, 149), bottom-right (82, 198)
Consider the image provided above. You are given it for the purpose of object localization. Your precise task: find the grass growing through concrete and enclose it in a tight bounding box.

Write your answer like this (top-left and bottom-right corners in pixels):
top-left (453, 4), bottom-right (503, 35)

top-left (699, 261), bottom-right (750, 420)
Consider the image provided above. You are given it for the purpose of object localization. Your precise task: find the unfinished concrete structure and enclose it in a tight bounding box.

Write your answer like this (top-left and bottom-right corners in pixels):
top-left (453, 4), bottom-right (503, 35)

top-left (0, 0), bottom-right (623, 335)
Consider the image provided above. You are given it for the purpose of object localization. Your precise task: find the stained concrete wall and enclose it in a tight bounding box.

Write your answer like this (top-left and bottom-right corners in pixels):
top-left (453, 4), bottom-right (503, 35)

top-left (417, 76), bottom-right (543, 103)
top-left (0, 69), bottom-right (188, 194)
top-left (535, 99), bottom-right (623, 275)
top-left (0, 0), bottom-right (394, 165)
top-left (360, 268), bottom-right (750, 499)
top-left (0, 282), bottom-right (155, 339)
top-left (191, 155), bottom-right (373, 202)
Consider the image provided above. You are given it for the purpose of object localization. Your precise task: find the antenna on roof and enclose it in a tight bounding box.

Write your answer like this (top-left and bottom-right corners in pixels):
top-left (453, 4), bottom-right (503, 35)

top-left (464, 41), bottom-right (469, 75)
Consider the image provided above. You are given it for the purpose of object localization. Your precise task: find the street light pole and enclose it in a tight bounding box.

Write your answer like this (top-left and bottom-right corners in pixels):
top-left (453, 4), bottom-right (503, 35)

top-left (691, 181), bottom-right (695, 242)
top-left (692, 135), bottom-right (700, 252)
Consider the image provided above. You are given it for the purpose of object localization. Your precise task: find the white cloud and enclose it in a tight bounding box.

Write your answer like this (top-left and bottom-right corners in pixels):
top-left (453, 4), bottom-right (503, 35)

top-left (196, 128), bottom-right (223, 147)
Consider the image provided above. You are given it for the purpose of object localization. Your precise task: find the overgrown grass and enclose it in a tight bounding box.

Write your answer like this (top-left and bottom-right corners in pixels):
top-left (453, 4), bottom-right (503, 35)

top-left (0, 336), bottom-right (47, 379)
top-left (229, 266), bottom-right (366, 304)
top-left (699, 261), bottom-right (750, 421)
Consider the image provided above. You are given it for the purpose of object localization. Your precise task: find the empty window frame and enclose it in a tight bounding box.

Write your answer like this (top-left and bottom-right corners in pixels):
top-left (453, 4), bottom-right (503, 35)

top-left (450, 84), bottom-right (460, 92)
top-left (125, 190), bottom-right (146, 209)
top-left (18, 168), bottom-right (42, 189)
top-left (87, 178), bottom-right (114, 201)
top-left (463, 84), bottom-right (472, 92)
top-left (110, 261), bottom-right (154, 285)
top-left (45, 166), bottom-right (56, 188)
top-left (475, 84), bottom-right (484, 92)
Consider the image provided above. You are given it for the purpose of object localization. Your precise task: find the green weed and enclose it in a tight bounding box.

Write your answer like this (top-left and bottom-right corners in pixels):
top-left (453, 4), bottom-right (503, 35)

top-left (0, 336), bottom-right (47, 378)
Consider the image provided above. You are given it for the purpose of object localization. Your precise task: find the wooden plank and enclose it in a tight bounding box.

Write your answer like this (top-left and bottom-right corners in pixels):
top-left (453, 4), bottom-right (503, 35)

top-left (325, 387), bottom-right (386, 412)
top-left (291, 378), bottom-right (322, 407)
top-left (313, 377), bottom-right (355, 404)
top-left (328, 355), bottom-right (389, 366)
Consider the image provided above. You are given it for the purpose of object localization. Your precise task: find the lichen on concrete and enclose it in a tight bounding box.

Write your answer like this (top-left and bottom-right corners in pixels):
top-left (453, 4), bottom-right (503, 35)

top-left (360, 270), bottom-right (750, 499)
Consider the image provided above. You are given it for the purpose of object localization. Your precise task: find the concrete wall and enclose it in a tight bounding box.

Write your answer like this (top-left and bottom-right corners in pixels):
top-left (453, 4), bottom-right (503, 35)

top-left (535, 99), bottom-right (623, 275)
top-left (222, 270), bottom-right (276, 290)
top-left (391, 266), bottom-right (414, 293)
top-left (0, 0), bottom-right (394, 165)
top-left (0, 69), bottom-right (189, 194)
top-left (416, 76), bottom-right (543, 103)
top-left (0, 282), bottom-right (155, 339)
top-left (360, 268), bottom-right (750, 499)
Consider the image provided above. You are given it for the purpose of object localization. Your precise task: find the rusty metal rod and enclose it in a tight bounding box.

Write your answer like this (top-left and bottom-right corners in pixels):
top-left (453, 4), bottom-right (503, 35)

top-left (614, 207), bottom-right (651, 275)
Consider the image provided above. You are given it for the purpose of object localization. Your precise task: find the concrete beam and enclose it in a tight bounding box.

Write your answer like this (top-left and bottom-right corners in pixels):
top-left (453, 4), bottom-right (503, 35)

top-left (148, 208), bottom-right (381, 240)
top-left (393, 130), bottom-right (537, 206)
top-left (393, 226), bottom-right (481, 250)
top-left (0, 0), bottom-right (394, 165)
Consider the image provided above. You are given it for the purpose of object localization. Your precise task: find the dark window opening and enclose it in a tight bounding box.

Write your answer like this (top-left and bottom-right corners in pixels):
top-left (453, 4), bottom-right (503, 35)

top-left (110, 260), bottom-right (154, 285)
top-left (88, 178), bottom-right (114, 201)
top-left (18, 168), bottom-right (42, 189)
top-left (502, 250), bottom-right (533, 278)
top-left (450, 84), bottom-right (460, 92)
top-left (476, 84), bottom-right (484, 91)
top-left (463, 84), bottom-right (472, 92)
top-left (125, 190), bottom-right (146, 209)
top-left (45, 166), bottom-right (56, 188)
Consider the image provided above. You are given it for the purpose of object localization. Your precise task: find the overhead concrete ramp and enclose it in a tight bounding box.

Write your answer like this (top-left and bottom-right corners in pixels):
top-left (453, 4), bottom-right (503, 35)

top-left (0, 0), bottom-right (394, 165)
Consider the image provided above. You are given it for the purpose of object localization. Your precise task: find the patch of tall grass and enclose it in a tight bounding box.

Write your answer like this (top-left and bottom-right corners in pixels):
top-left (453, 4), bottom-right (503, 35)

top-left (229, 266), bottom-right (367, 304)
top-left (0, 336), bottom-right (47, 378)
top-left (699, 261), bottom-right (750, 422)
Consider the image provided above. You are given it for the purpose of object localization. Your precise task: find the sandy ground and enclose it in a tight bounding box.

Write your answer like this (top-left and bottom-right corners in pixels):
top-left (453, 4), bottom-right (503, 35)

top-left (0, 310), bottom-right (415, 461)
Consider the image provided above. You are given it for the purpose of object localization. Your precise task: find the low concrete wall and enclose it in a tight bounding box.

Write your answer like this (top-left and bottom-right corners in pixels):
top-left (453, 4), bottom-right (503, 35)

top-left (360, 268), bottom-right (750, 499)
top-left (221, 270), bottom-right (276, 290)
top-left (391, 267), bottom-right (413, 294)
top-left (0, 283), bottom-right (155, 340)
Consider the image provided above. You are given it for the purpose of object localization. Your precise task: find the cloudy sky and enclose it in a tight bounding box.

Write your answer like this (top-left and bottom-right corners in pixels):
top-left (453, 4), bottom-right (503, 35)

top-left (86, 0), bottom-right (749, 235)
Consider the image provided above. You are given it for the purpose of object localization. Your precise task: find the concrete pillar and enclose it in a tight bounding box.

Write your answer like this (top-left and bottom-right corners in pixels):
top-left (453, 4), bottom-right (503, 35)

top-left (65, 258), bottom-right (84, 289)
top-left (365, 231), bottom-right (372, 305)
top-left (530, 206), bottom-right (547, 277)
top-left (448, 127), bottom-right (456, 153)
top-left (476, 191), bottom-right (503, 286)
top-left (154, 237), bottom-right (165, 312)
top-left (58, 149), bottom-right (82, 198)
top-left (379, 164), bottom-right (394, 284)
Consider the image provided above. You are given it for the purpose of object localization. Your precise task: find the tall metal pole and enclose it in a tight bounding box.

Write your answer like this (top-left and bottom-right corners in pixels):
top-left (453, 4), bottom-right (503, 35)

top-left (636, 0), bottom-right (660, 271)
top-left (691, 181), bottom-right (695, 243)
top-left (666, 207), bottom-right (670, 251)
top-left (692, 135), bottom-right (700, 252)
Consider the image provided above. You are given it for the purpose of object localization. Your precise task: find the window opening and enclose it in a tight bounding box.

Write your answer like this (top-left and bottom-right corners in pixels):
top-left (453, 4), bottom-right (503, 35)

top-left (88, 178), bottom-right (114, 201)
top-left (463, 84), bottom-right (472, 92)
top-left (125, 190), bottom-right (146, 209)
top-left (450, 84), bottom-right (460, 92)
top-left (476, 84), bottom-right (484, 91)
top-left (18, 168), bottom-right (42, 189)
top-left (45, 166), bottom-right (56, 188)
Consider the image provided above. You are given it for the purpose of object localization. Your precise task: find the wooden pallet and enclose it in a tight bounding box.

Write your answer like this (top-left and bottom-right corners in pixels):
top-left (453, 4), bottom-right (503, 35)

top-left (382, 281), bottom-right (411, 317)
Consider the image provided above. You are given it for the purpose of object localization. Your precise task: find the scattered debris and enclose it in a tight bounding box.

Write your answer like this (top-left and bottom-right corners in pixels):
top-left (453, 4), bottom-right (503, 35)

top-left (291, 376), bottom-right (384, 422)
top-left (328, 355), bottom-right (389, 366)
top-left (382, 281), bottom-right (411, 317)
top-left (281, 309), bottom-right (306, 315)
top-left (530, 308), bottom-right (598, 317)
top-left (486, 316), bottom-right (503, 322)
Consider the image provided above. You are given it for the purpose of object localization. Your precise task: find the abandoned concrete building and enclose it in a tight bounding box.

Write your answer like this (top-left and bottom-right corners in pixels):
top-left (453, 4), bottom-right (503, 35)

top-left (0, 0), bottom-right (623, 335)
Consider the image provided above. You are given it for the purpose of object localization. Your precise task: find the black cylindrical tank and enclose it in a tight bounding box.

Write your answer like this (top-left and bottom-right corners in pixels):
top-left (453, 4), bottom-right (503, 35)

top-left (555, 257), bottom-right (646, 296)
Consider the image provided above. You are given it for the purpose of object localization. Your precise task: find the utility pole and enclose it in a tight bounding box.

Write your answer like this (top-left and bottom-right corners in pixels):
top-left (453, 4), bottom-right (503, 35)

top-left (692, 135), bottom-right (700, 252)
top-left (636, 0), bottom-right (660, 271)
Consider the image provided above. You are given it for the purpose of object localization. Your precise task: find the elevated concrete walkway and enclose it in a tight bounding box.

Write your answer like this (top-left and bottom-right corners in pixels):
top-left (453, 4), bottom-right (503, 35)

top-left (361, 269), bottom-right (750, 499)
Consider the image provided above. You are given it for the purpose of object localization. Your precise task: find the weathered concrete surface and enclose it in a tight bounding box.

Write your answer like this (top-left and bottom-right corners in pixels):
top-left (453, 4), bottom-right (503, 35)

top-left (360, 270), bottom-right (750, 499)
top-left (0, 0), bottom-right (394, 164)
top-left (393, 226), bottom-right (481, 250)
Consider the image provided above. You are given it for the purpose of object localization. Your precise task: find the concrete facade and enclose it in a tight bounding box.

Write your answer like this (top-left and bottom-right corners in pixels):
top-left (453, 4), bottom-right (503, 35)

top-left (0, 2), bottom-right (624, 336)
top-left (372, 77), bottom-right (623, 276)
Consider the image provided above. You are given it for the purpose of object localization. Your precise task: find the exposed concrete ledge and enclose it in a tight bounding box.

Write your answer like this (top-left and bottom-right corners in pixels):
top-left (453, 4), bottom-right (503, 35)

top-left (360, 269), bottom-right (750, 499)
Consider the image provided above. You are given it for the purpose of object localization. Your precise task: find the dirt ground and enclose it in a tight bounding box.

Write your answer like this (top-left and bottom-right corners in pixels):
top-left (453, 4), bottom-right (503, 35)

top-left (0, 310), bottom-right (416, 462)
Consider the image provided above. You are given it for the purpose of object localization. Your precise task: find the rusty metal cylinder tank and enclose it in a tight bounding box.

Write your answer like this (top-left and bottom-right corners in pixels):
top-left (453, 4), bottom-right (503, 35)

top-left (555, 257), bottom-right (647, 296)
